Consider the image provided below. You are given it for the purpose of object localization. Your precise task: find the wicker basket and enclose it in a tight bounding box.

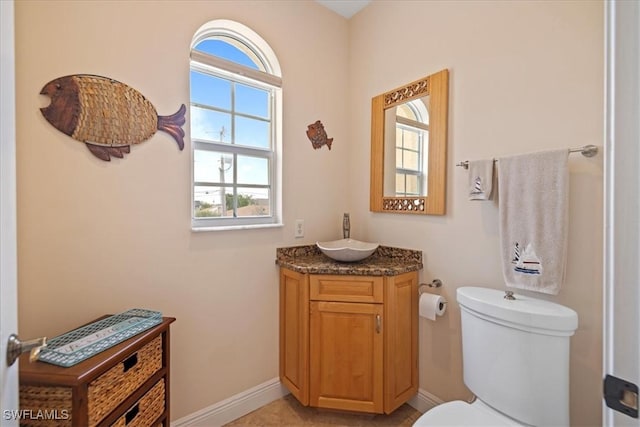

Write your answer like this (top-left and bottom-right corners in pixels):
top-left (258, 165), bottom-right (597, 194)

top-left (19, 386), bottom-right (73, 427)
top-left (111, 379), bottom-right (165, 427)
top-left (87, 335), bottom-right (162, 425)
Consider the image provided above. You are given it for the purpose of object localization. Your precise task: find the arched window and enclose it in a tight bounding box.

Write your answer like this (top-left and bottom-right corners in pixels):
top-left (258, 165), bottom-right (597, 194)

top-left (394, 100), bottom-right (429, 197)
top-left (190, 20), bottom-right (282, 230)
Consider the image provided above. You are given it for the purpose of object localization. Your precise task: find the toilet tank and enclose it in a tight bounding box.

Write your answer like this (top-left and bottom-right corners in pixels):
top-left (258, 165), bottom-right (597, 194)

top-left (457, 287), bottom-right (578, 427)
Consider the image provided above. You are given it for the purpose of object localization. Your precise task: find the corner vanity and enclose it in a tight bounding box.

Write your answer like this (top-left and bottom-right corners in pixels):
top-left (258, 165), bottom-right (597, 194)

top-left (276, 245), bottom-right (422, 414)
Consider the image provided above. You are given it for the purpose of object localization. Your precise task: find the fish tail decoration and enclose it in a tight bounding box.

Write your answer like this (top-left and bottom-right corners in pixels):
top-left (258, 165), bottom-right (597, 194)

top-left (326, 137), bottom-right (333, 150)
top-left (157, 104), bottom-right (186, 150)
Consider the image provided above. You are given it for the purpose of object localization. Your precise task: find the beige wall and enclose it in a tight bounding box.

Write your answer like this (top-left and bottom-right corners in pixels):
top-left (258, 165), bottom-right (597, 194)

top-left (15, 0), bottom-right (350, 419)
top-left (349, 1), bottom-right (603, 426)
top-left (16, 0), bottom-right (604, 425)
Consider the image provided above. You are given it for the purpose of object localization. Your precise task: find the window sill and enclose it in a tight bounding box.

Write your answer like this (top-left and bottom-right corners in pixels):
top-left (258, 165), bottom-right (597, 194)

top-left (191, 222), bottom-right (284, 232)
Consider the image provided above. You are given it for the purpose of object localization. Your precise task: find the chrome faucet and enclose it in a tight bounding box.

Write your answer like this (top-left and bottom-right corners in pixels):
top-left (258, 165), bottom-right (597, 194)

top-left (343, 213), bottom-right (350, 239)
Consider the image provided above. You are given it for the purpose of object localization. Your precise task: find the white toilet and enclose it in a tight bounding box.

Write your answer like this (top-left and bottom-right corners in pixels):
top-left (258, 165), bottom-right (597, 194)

top-left (414, 286), bottom-right (578, 426)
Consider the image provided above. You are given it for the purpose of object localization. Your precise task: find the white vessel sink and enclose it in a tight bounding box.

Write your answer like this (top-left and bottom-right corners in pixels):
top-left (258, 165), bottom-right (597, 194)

top-left (316, 239), bottom-right (379, 262)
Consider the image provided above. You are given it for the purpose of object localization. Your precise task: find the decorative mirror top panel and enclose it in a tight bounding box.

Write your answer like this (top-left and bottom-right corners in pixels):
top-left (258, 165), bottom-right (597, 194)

top-left (383, 78), bottom-right (429, 107)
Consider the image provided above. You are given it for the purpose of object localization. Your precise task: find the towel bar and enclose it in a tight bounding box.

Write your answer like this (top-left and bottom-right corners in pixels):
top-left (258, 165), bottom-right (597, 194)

top-left (455, 144), bottom-right (598, 169)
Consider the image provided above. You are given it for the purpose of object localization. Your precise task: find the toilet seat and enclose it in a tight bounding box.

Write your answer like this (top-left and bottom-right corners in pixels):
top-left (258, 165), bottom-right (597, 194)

top-left (413, 400), bottom-right (523, 426)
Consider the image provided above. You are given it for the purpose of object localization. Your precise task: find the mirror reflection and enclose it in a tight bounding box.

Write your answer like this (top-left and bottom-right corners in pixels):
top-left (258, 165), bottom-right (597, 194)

top-left (383, 95), bottom-right (430, 197)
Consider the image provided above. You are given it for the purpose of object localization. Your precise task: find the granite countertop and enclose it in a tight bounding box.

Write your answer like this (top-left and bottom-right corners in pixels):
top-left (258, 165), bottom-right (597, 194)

top-left (276, 244), bottom-right (423, 276)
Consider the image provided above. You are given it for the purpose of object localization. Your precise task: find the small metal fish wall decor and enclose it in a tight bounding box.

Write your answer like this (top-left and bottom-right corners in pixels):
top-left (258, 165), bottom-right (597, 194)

top-left (40, 74), bottom-right (186, 161)
top-left (306, 120), bottom-right (333, 150)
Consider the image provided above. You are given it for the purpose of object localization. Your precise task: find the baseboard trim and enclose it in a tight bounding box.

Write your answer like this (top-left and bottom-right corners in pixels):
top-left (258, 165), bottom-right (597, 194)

top-left (171, 377), bottom-right (289, 427)
top-left (172, 381), bottom-right (442, 426)
top-left (408, 388), bottom-right (444, 414)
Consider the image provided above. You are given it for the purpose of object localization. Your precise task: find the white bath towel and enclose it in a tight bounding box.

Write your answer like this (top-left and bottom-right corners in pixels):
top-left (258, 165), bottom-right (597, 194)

top-left (468, 159), bottom-right (494, 200)
top-left (498, 149), bottom-right (569, 295)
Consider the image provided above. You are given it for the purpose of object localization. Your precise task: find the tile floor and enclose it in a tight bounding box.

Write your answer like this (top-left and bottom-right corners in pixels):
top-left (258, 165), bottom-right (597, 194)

top-left (223, 394), bottom-right (422, 426)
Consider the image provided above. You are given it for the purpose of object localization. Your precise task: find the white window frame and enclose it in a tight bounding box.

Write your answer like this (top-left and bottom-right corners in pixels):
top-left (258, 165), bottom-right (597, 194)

top-left (190, 20), bottom-right (282, 231)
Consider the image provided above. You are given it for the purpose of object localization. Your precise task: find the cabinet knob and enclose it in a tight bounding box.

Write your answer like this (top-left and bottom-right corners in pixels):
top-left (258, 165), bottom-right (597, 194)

top-left (375, 314), bottom-right (382, 334)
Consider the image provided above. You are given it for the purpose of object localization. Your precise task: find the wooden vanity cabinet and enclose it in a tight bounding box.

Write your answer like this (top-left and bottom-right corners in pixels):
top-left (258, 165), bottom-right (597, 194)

top-left (279, 268), bottom-right (418, 414)
top-left (279, 268), bottom-right (309, 405)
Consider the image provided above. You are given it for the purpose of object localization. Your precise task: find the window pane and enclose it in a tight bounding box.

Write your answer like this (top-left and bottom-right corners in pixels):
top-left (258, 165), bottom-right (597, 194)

top-left (191, 106), bottom-right (231, 142)
top-left (423, 135), bottom-right (429, 170)
top-left (406, 175), bottom-right (419, 195)
top-left (404, 150), bottom-right (419, 171)
top-left (237, 155), bottom-right (269, 185)
top-left (190, 71), bottom-right (231, 109)
top-left (396, 173), bottom-right (405, 194)
top-left (235, 189), bottom-right (270, 217)
top-left (194, 186), bottom-right (228, 217)
top-left (396, 104), bottom-right (417, 120)
top-left (194, 150), bottom-right (233, 184)
top-left (396, 148), bottom-right (403, 168)
top-left (194, 39), bottom-right (260, 70)
top-left (235, 116), bottom-right (269, 148)
top-left (194, 187), bottom-right (269, 218)
top-left (403, 129), bottom-right (420, 151)
top-left (236, 84), bottom-right (269, 119)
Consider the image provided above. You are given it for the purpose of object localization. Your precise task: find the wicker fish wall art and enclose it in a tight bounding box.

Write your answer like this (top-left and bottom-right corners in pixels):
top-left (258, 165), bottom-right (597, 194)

top-left (40, 74), bottom-right (186, 161)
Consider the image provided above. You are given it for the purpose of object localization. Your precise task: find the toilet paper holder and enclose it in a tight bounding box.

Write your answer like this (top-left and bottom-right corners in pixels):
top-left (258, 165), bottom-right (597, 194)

top-left (419, 279), bottom-right (445, 296)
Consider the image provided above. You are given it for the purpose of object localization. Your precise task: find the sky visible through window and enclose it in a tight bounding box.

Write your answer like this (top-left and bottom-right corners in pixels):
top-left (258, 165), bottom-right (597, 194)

top-left (196, 39), bottom-right (260, 69)
top-left (191, 39), bottom-right (272, 217)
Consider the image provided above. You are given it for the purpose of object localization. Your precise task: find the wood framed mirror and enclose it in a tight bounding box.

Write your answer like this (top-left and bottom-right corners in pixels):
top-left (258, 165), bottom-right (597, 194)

top-left (370, 69), bottom-right (449, 215)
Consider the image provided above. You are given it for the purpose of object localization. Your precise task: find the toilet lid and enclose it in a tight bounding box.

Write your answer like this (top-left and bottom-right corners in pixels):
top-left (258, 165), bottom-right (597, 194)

top-left (413, 400), bottom-right (521, 426)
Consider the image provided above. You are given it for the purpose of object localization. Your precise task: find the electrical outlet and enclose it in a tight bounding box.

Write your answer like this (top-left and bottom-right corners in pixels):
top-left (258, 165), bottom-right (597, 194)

top-left (294, 219), bottom-right (304, 238)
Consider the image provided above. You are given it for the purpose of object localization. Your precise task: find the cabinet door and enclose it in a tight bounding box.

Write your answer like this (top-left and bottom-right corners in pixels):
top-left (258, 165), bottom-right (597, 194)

top-left (280, 268), bottom-right (309, 405)
top-left (310, 301), bottom-right (383, 413)
top-left (384, 271), bottom-right (418, 413)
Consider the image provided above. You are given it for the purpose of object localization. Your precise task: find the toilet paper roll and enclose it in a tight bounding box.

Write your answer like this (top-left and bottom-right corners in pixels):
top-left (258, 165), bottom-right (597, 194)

top-left (419, 293), bottom-right (447, 321)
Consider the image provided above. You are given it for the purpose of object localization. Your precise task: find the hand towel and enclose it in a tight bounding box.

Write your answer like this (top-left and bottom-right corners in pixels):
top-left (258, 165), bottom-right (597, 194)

top-left (468, 159), bottom-right (494, 200)
top-left (498, 149), bottom-right (569, 295)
